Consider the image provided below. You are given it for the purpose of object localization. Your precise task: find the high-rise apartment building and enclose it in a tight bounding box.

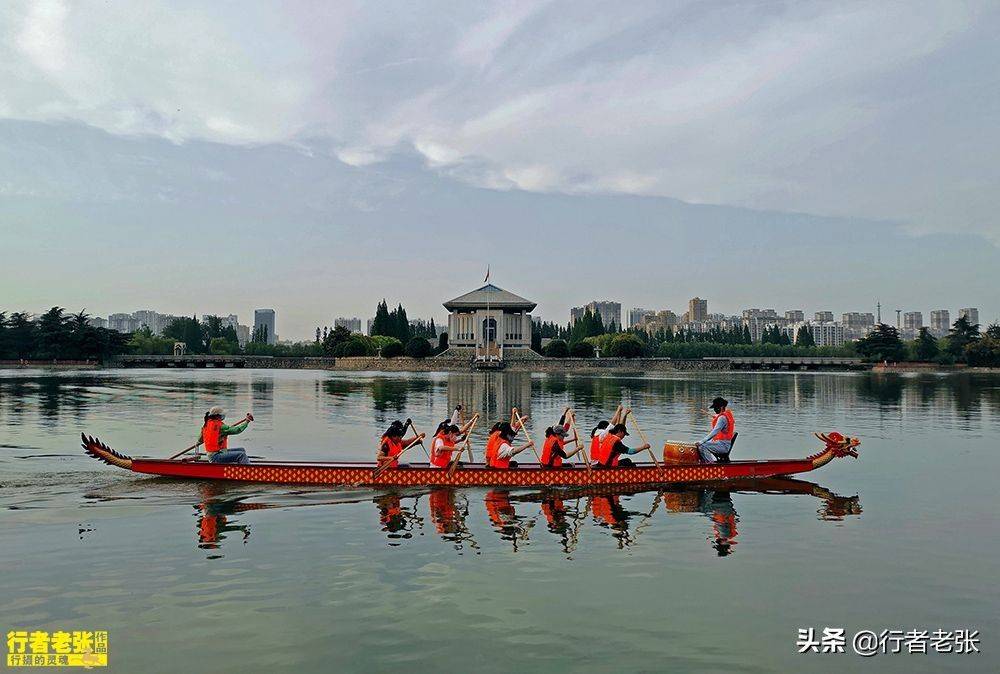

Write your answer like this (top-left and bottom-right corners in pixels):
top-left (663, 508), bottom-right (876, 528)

top-left (688, 298), bottom-right (708, 323)
top-left (785, 310), bottom-right (804, 323)
top-left (334, 317), bottom-right (363, 333)
top-left (786, 321), bottom-right (845, 347)
top-left (572, 301), bottom-right (621, 329)
top-left (902, 312), bottom-right (923, 339)
top-left (254, 309), bottom-right (277, 345)
top-left (814, 311), bottom-right (834, 323)
top-left (959, 308), bottom-right (979, 326)
top-left (930, 310), bottom-right (950, 337)
top-left (841, 312), bottom-right (875, 339)
top-left (629, 308), bottom-right (655, 329)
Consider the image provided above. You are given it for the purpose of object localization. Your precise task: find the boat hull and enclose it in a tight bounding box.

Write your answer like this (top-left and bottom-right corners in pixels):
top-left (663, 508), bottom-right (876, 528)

top-left (83, 434), bottom-right (858, 488)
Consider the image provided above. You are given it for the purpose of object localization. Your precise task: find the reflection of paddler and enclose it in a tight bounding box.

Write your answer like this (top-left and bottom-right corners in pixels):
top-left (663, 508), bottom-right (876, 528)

top-left (485, 489), bottom-right (515, 527)
top-left (375, 493), bottom-right (406, 532)
top-left (540, 496), bottom-right (568, 532)
top-left (428, 487), bottom-right (459, 534)
top-left (195, 484), bottom-right (252, 548)
top-left (699, 490), bottom-right (739, 556)
top-left (590, 494), bottom-right (629, 527)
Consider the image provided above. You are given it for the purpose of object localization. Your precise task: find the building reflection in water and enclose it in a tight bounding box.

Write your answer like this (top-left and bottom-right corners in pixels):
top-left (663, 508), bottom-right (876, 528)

top-left (184, 478), bottom-right (861, 559)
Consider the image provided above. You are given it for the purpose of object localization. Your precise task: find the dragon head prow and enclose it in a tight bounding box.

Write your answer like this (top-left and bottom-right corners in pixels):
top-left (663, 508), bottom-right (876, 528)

top-left (814, 432), bottom-right (860, 459)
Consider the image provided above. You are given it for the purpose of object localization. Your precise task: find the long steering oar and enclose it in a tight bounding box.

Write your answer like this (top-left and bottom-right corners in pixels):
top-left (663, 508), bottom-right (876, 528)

top-left (512, 408), bottom-right (543, 464)
top-left (168, 413), bottom-right (253, 460)
top-left (448, 413), bottom-right (479, 476)
top-left (626, 410), bottom-right (660, 469)
top-left (568, 409), bottom-right (592, 475)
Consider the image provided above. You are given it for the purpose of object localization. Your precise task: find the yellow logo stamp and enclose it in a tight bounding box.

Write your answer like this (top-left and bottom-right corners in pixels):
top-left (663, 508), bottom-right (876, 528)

top-left (6, 630), bottom-right (108, 668)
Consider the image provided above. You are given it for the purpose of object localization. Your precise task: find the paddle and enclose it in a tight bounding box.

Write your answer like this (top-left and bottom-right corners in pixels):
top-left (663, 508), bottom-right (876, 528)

top-left (168, 413), bottom-right (254, 460)
top-left (567, 409), bottom-right (592, 475)
top-left (625, 410), bottom-right (660, 469)
top-left (512, 408), bottom-right (543, 463)
top-left (448, 413), bottom-right (479, 476)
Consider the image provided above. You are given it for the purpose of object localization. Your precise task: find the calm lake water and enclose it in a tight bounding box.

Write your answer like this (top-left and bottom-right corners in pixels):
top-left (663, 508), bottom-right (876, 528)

top-left (1, 368), bottom-right (997, 673)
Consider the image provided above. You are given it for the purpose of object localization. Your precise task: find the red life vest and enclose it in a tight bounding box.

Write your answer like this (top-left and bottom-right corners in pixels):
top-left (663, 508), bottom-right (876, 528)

top-left (541, 435), bottom-right (565, 467)
top-left (202, 418), bottom-right (227, 453)
top-left (430, 434), bottom-right (456, 468)
top-left (598, 433), bottom-right (621, 467)
top-left (589, 433), bottom-right (605, 464)
top-left (488, 435), bottom-right (512, 469)
top-left (485, 431), bottom-right (507, 468)
top-left (380, 435), bottom-right (404, 467)
top-left (711, 410), bottom-right (735, 442)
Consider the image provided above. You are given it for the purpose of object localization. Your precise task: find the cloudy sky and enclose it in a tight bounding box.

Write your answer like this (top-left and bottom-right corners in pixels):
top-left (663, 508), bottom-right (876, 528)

top-left (1, 0), bottom-right (998, 339)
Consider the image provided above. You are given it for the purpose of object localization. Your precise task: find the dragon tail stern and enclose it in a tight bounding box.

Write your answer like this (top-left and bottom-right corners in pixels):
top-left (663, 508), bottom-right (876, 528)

top-left (81, 433), bottom-right (133, 470)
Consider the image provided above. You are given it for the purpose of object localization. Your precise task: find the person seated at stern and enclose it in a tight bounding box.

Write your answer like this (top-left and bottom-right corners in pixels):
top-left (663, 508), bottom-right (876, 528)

top-left (198, 406), bottom-right (253, 464)
top-left (695, 397), bottom-right (735, 463)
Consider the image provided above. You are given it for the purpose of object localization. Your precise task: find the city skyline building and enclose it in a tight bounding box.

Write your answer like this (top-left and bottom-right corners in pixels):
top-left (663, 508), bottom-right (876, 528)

top-left (814, 311), bottom-right (834, 323)
top-left (903, 311), bottom-right (923, 339)
top-left (254, 309), bottom-right (277, 345)
top-left (334, 317), bottom-right (363, 333)
top-left (930, 309), bottom-right (950, 337)
top-left (628, 307), bottom-right (655, 329)
top-left (785, 310), bottom-right (805, 323)
top-left (687, 297), bottom-right (708, 323)
top-left (959, 308), bottom-right (980, 326)
top-left (571, 301), bottom-right (622, 329)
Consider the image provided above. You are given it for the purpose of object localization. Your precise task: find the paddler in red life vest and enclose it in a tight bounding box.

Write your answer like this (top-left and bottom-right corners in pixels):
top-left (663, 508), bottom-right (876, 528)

top-left (588, 404), bottom-right (626, 465)
top-left (430, 406), bottom-right (476, 468)
top-left (594, 423), bottom-right (650, 468)
top-left (695, 397), bottom-right (735, 463)
top-left (486, 422), bottom-right (534, 469)
top-left (378, 420), bottom-right (425, 468)
top-left (541, 408), bottom-right (580, 468)
top-left (198, 406), bottom-right (254, 464)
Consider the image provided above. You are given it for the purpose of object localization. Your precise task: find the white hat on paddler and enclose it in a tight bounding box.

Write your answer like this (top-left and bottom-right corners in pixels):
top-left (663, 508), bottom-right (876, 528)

top-left (207, 406), bottom-right (225, 419)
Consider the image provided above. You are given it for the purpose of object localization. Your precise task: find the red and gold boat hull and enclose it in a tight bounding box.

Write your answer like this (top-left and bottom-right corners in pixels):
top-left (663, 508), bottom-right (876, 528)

top-left (82, 433), bottom-right (859, 488)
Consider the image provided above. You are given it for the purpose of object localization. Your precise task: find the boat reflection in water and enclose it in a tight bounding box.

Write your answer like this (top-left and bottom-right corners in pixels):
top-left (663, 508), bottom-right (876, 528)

top-left (187, 478), bottom-right (861, 558)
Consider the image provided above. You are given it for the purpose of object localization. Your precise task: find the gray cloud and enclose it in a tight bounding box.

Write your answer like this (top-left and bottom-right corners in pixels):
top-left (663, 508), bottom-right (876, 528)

top-left (2, 1), bottom-right (996, 241)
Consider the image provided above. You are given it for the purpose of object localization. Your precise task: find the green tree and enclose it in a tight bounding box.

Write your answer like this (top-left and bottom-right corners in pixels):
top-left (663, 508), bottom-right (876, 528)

top-left (405, 337), bottom-right (433, 358)
top-left (371, 300), bottom-right (392, 337)
top-left (946, 315), bottom-right (980, 361)
top-left (322, 325), bottom-right (353, 355)
top-left (795, 324), bottom-right (815, 347)
top-left (569, 340), bottom-right (595, 358)
top-left (986, 323), bottom-right (1000, 340)
top-left (607, 333), bottom-right (645, 358)
top-left (964, 336), bottom-right (1000, 367)
top-left (164, 316), bottom-right (206, 354)
top-left (437, 332), bottom-right (449, 353)
top-left (855, 323), bottom-right (905, 362)
top-left (380, 339), bottom-right (404, 357)
top-left (913, 327), bottom-right (940, 361)
top-left (35, 307), bottom-right (69, 358)
top-left (544, 339), bottom-right (569, 358)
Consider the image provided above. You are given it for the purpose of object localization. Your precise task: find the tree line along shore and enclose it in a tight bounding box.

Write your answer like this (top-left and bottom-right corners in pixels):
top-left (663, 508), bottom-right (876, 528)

top-left (1, 305), bottom-right (999, 367)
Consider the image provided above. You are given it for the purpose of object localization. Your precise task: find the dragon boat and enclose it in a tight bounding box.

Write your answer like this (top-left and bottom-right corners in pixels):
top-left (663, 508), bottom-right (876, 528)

top-left (81, 432), bottom-right (859, 488)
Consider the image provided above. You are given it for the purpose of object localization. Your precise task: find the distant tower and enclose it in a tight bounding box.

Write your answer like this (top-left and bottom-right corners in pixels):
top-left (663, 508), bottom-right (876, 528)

top-left (876, 301), bottom-right (882, 324)
top-left (895, 309), bottom-right (901, 330)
